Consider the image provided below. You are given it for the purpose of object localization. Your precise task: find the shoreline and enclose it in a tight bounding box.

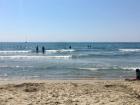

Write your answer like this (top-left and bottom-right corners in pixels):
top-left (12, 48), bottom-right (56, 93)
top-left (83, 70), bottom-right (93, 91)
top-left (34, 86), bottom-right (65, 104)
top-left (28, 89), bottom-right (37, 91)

top-left (0, 78), bottom-right (125, 85)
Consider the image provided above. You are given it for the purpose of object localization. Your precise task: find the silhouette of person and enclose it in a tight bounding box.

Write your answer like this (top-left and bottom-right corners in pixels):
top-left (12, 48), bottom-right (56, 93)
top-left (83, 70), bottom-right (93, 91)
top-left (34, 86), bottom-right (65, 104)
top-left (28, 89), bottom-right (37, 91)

top-left (42, 46), bottom-right (45, 54)
top-left (90, 45), bottom-right (91, 48)
top-left (136, 69), bottom-right (140, 80)
top-left (69, 45), bottom-right (71, 49)
top-left (125, 69), bottom-right (140, 81)
top-left (36, 46), bottom-right (39, 53)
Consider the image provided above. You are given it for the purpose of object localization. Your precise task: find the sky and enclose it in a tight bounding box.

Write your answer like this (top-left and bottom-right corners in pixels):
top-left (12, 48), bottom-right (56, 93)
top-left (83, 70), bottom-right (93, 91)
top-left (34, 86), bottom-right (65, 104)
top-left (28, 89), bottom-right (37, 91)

top-left (0, 0), bottom-right (140, 42)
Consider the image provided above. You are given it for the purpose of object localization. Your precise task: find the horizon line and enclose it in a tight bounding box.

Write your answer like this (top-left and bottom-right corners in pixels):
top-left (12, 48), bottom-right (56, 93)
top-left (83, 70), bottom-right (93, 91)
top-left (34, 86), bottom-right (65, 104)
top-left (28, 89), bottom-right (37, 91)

top-left (0, 41), bottom-right (140, 43)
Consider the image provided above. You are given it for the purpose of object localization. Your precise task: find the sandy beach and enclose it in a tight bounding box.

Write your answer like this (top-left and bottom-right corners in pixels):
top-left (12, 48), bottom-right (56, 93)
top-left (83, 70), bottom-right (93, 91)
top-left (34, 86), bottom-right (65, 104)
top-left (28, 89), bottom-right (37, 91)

top-left (0, 80), bottom-right (139, 105)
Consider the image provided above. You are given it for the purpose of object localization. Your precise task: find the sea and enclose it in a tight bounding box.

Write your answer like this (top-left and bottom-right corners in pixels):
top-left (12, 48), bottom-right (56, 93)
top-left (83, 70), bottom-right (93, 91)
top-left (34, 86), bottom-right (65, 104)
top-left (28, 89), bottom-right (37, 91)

top-left (0, 42), bottom-right (140, 80)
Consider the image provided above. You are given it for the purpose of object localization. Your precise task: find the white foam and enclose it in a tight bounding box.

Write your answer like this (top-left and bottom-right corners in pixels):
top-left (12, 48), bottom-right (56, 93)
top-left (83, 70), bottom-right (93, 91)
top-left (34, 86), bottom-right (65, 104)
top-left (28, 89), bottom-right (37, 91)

top-left (46, 50), bottom-right (58, 53)
top-left (60, 49), bottom-right (75, 52)
top-left (0, 65), bottom-right (33, 68)
top-left (119, 49), bottom-right (140, 52)
top-left (79, 68), bottom-right (99, 71)
top-left (47, 55), bottom-right (72, 59)
top-left (0, 73), bottom-right (8, 77)
top-left (0, 55), bottom-right (72, 59)
top-left (0, 50), bottom-right (31, 53)
top-left (46, 49), bottom-right (75, 53)
top-left (121, 67), bottom-right (139, 71)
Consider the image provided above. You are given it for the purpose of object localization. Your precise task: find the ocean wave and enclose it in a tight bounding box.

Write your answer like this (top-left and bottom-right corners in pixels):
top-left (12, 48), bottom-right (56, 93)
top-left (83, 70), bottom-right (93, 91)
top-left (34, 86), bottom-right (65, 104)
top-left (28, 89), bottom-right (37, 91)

top-left (0, 55), bottom-right (72, 59)
top-left (121, 67), bottom-right (140, 71)
top-left (47, 55), bottom-right (72, 59)
top-left (72, 51), bottom-right (139, 58)
top-left (78, 66), bottom-right (140, 71)
top-left (46, 49), bottom-right (75, 53)
top-left (119, 49), bottom-right (140, 52)
top-left (79, 68), bottom-right (99, 71)
top-left (72, 53), bottom-right (121, 58)
top-left (0, 50), bottom-right (31, 53)
top-left (0, 65), bottom-right (33, 68)
top-left (0, 73), bottom-right (8, 77)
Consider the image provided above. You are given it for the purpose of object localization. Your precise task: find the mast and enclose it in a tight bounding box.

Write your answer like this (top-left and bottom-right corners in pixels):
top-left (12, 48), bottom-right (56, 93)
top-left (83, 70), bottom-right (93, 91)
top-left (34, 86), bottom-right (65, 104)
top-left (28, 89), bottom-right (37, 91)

top-left (25, 34), bottom-right (28, 50)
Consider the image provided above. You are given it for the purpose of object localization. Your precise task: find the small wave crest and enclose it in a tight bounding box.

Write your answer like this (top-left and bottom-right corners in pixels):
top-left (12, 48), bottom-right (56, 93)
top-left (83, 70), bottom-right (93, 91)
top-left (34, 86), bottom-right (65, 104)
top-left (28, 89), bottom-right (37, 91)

top-left (72, 53), bottom-right (118, 58)
top-left (119, 49), bottom-right (140, 52)
top-left (46, 49), bottom-right (75, 53)
top-left (79, 68), bottom-right (99, 71)
top-left (79, 66), bottom-right (140, 71)
top-left (0, 65), bottom-right (33, 68)
top-left (0, 50), bottom-right (31, 54)
top-left (121, 67), bottom-right (140, 71)
top-left (0, 55), bottom-right (72, 59)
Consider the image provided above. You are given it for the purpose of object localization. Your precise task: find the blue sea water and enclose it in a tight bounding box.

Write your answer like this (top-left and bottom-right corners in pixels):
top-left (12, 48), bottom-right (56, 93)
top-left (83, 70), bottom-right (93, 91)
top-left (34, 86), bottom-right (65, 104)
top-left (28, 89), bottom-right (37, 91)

top-left (0, 42), bottom-right (140, 80)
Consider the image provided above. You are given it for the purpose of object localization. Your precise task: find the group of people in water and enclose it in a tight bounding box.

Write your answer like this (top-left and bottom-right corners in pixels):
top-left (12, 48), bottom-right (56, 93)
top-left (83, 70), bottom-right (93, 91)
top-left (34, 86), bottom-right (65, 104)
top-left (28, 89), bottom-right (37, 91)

top-left (36, 46), bottom-right (45, 54)
top-left (35, 45), bottom-right (72, 54)
top-left (35, 45), bottom-right (140, 81)
top-left (87, 45), bottom-right (92, 49)
top-left (35, 44), bottom-right (93, 54)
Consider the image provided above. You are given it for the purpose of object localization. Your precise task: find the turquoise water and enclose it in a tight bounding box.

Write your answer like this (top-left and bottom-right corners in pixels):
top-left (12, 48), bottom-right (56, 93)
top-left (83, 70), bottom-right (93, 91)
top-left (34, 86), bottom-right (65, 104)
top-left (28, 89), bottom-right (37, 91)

top-left (0, 42), bottom-right (140, 80)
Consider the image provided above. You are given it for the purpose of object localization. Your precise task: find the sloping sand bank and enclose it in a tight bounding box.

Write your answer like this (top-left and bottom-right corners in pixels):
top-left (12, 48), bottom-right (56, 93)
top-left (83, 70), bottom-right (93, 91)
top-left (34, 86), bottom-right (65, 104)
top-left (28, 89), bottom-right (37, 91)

top-left (0, 80), bottom-right (140, 105)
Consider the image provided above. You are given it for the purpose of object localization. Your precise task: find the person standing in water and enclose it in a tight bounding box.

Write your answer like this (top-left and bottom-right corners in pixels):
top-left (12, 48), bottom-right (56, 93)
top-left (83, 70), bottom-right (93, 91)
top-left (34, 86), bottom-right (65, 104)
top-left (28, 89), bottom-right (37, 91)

top-left (42, 46), bottom-right (45, 54)
top-left (36, 46), bottom-right (39, 53)
top-left (69, 45), bottom-right (71, 49)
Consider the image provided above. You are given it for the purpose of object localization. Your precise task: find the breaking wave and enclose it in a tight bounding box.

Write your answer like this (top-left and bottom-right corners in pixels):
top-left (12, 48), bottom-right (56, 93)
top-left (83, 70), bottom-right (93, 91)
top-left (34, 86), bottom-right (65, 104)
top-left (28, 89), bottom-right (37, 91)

top-left (0, 50), bottom-right (31, 53)
top-left (0, 55), bottom-right (72, 59)
top-left (46, 49), bottom-right (75, 53)
top-left (119, 49), bottom-right (140, 52)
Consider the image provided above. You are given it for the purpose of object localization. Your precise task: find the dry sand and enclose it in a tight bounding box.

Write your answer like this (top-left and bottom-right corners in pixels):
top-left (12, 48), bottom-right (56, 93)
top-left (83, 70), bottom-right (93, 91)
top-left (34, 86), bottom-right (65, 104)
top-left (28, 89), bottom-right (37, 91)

top-left (0, 80), bottom-right (139, 105)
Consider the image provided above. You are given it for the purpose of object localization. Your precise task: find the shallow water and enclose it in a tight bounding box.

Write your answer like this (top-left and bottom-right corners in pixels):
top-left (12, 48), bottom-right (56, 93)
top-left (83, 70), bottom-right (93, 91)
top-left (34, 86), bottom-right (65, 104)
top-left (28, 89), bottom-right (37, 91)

top-left (0, 42), bottom-right (139, 80)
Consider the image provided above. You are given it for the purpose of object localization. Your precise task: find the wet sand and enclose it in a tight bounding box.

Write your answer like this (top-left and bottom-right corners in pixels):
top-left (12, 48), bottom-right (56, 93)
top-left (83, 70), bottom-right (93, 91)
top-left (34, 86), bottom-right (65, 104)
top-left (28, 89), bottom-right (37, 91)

top-left (0, 80), bottom-right (140, 105)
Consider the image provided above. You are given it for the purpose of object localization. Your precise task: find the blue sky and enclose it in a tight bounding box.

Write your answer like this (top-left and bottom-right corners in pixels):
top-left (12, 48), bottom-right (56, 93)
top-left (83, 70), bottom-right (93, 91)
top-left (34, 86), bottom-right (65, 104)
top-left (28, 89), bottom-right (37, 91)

top-left (0, 0), bottom-right (140, 42)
